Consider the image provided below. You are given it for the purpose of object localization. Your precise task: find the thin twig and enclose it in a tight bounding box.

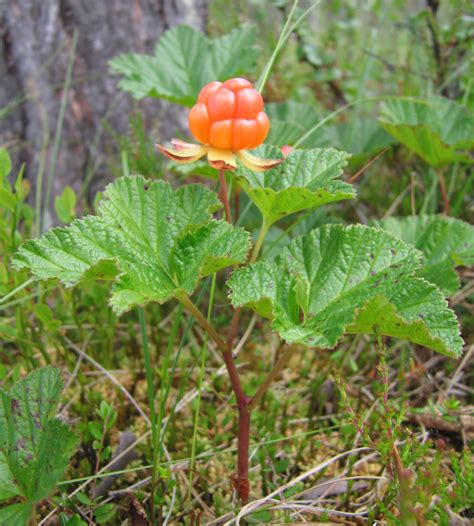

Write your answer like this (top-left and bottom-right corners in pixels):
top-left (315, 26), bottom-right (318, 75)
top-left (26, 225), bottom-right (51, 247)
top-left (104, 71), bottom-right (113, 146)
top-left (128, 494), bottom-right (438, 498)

top-left (348, 147), bottom-right (390, 183)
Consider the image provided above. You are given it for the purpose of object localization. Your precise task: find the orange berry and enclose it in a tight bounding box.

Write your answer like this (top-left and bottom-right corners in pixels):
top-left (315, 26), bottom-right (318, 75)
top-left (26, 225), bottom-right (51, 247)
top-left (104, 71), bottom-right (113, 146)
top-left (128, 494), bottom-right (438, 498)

top-left (252, 112), bottom-right (270, 148)
top-left (222, 78), bottom-right (252, 92)
top-left (210, 120), bottom-right (233, 150)
top-left (235, 89), bottom-right (263, 119)
top-left (189, 78), bottom-right (271, 151)
top-left (188, 103), bottom-right (211, 144)
top-left (197, 81), bottom-right (222, 104)
top-left (233, 119), bottom-right (258, 150)
top-left (207, 89), bottom-right (236, 121)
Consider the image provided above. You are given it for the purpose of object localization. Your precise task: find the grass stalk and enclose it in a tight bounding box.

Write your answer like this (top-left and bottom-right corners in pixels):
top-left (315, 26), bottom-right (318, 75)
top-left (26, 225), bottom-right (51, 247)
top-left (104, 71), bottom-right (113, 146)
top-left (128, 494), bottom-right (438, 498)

top-left (138, 307), bottom-right (159, 522)
top-left (188, 274), bottom-right (217, 498)
top-left (250, 217), bottom-right (270, 263)
top-left (43, 30), bottom-right (79, 227)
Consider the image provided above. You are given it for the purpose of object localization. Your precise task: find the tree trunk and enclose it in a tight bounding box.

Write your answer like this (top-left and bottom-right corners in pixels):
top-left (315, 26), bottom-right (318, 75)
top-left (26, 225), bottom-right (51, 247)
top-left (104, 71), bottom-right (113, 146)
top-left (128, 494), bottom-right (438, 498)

top-left (0, 0), bottom-right (207, 228)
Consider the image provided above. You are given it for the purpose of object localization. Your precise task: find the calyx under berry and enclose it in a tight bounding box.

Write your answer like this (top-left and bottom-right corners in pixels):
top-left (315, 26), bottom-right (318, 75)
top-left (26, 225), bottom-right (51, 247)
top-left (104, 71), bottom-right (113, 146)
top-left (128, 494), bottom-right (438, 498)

top-left (157, 78), bottom-right (283, 172)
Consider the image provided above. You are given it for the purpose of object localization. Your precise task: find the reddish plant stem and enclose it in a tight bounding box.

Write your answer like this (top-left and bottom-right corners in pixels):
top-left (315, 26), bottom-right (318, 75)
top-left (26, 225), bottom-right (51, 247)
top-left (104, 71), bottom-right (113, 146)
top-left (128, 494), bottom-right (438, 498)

top-left (226, 307), bottom-right (242, 351)
top-left (216, 168), bottom-right (250, 499)
top-left (187, 168), bottom-right (293, 502)
top-left (234, 188), bottom-right (241, 222)
top-left (237, 407), bottom-right (251, 503)
top-left (222, 349), bottom-right (247, 407)
top-left (218, 169), bottom-right (232, 223)
top-left (179, 294), bottom-right (250, 500)
top-left (437, 170), bottom-right (450, 215)
top-left (223, 316), bottom-right (252, 502)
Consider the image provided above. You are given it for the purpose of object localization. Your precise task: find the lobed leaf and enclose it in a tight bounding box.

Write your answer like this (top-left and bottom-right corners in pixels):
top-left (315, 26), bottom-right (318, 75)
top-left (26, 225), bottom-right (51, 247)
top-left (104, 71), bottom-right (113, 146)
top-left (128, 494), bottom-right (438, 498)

top-left (265, 101), bottom-right (321, 146)
top-left (379, 96), bottom-right (474, 167)
top-left (228, 224), bottom-right (463, 357)
top-left (265, 103), bottom-right (394, 167)
top-left (109, 25), bottom-right (257, 106)
top-left (374, 215), bottom-right (474, 295)
top-left (0, 503), bottom-right (32, 526)
top-left (0, 367), bottom-right (78, 518)
top-left (235, 146), bottom-right (355, 226)
top-left (13, 176), bottom-right (250, 314)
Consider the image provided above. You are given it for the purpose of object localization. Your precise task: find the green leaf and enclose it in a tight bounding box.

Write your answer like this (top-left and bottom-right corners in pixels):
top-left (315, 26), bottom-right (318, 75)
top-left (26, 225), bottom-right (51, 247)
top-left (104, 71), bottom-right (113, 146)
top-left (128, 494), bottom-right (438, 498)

top-left (88, 421), bottom-right (103, 441)
top-left (0, 149), bottom-right (11, 182)
top-left (0, 367), bottom-right (78, 510)
top-left (28, 419), bottom-right (78, 502)
top-left (332, 118), bottom-right (395, 167)
top-left (265, 101), bottom-right (321, 146)
top-left (228, 224), bottom-right (463, 357)
top-left (14, 176), bottom-right (250, 314)
top-left (0, 188), bottom-right (16, 212)
top-left (34, 304), bottom-right (54, 324)
top-left (235, 146), bottom-right (355, 226)
top-left (379, 96), bottom-right (474, 167)
top-left (0, 454), bottom-right (20, 500)
top-left (61, 514), bottom-right (88, 526)
top-left (94, 503), bottom-right (116, 524)
top-left (109, 25), bottom-right (257, 106)
top-left (265, 103), bottom-right (394, 167)
top-left (0, 502), bottom-right (32, 526)
top-left (374, 215), bottom-right (474, 295)
top-left (55, 186), bottom-right (77, 224)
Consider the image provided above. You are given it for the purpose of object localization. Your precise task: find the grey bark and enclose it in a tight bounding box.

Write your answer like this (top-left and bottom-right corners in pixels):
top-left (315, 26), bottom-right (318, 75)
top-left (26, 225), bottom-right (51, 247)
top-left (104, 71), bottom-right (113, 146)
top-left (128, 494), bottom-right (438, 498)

top-left (0, 0), bottom-right (207, 228)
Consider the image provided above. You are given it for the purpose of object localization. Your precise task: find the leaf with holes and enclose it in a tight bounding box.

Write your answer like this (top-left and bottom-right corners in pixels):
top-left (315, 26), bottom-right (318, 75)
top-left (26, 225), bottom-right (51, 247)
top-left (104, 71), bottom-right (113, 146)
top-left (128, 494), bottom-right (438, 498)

top-left (109, 25), bottom-right (257, 106)
top-left (379, 96), bottom-right (474, 167)
top-left (374, 215), bottom-right (474, 295)
top-left (13, 176), bottom-right (250, 314)
top-left (0, 367), bottom-right (78, 525)
top-left (235, 146), bottom-right (355, 226)
top-left (228, 224), bottom-right (463, 357)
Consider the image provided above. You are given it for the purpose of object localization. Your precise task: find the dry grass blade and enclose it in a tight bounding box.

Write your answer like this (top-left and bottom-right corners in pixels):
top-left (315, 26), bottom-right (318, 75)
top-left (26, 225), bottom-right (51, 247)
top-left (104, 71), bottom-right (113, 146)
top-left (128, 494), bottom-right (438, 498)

top-left (226, 447), bottom-right (373, 524)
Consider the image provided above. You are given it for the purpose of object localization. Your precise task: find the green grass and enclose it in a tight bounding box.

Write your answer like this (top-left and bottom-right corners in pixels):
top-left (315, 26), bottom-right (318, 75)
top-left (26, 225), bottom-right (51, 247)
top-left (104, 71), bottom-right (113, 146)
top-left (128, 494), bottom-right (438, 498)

top-left (0, 0), bottom-right (472, 524)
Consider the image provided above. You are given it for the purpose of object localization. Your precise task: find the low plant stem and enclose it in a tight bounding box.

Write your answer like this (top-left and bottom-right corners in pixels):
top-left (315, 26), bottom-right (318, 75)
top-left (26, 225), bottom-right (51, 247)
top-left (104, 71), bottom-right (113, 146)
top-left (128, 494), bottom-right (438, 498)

top-left (182, 185), bottom-right (287, 503)
top-left (237, 408), bottom-right (251, 502)
top-left (179, 294), bottom-right (252, 499)
top-left (179, 295), bottom-right (247, 404)
top-left (226, 307), bottom-right (242, 351)
top-left (178, 294), bottom-right (227, 353)
top-left (218, 169), bottom-right (232, 223)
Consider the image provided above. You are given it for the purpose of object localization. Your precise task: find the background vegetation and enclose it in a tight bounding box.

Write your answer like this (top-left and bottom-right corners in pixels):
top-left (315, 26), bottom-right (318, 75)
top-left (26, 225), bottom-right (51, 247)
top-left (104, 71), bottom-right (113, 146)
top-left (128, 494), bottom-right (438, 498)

top-left (0, 0), bottom-right (473, 524)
